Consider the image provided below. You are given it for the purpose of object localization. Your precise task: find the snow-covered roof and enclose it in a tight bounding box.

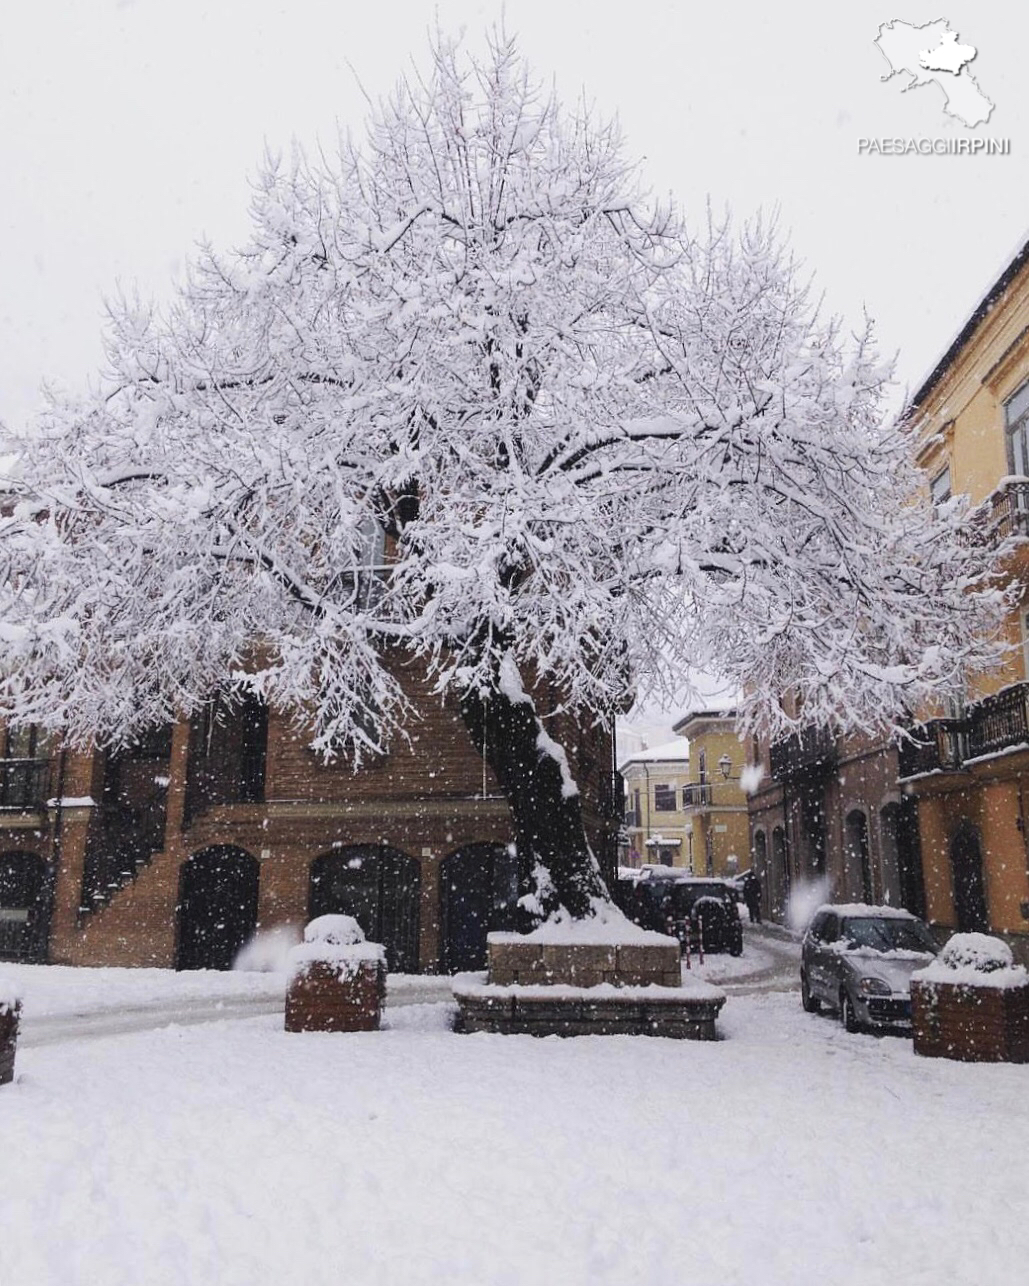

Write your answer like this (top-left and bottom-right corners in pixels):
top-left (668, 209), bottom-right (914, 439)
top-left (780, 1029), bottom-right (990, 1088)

top-left (672, 707), bottom-right (737, 735)
top-left (618, 736), bottom-right (689, 769)
top-left (907, 229), bottom-right (1029, 415)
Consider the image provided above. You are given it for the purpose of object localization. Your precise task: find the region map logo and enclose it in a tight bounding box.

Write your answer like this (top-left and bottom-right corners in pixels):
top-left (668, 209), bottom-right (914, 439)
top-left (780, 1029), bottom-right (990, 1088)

top-left (859, 18), bottom-right (1009, 156)
top-left (875, 18), bottom-right (992, 128)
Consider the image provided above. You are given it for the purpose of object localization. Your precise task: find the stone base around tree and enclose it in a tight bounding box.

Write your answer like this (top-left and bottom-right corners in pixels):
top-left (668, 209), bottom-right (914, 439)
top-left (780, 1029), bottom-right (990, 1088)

top-left (452, 934), bottom-right (725, 1039)
top-left (485, 935), bottom-right (683, 988)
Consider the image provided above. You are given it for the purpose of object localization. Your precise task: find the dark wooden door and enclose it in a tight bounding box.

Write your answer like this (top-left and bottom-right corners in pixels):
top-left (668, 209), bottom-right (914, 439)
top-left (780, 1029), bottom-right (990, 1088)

top-left (950, 824), bottom-right (988, 933)
top-left (0, 851), bottom-right (47, 962)
top-left (176, 847), bottom-right (260, 970)
top-left (440, 844), bottom-right (519, 973)
top-left (309, 846), bottom-right (421, 973)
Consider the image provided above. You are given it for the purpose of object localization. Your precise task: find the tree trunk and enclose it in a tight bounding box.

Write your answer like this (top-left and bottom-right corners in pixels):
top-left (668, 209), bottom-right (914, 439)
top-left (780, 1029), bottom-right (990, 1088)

top-left (459, 679), bottom-right (611, 922)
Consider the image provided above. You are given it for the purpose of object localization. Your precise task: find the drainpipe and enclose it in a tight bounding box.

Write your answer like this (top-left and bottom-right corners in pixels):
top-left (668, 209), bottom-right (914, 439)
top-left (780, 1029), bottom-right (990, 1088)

top-left (42, 746), bottom-right (68, 962)
top-left (642, 760), bottom-right (652, 858)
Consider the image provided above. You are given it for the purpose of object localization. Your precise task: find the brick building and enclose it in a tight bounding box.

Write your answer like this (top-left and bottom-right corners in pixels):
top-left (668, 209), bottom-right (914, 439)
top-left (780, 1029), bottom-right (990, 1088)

top-left (746, 721), bottom-right (924, 925)
top-left (0, 663), bottom-right (619, 974)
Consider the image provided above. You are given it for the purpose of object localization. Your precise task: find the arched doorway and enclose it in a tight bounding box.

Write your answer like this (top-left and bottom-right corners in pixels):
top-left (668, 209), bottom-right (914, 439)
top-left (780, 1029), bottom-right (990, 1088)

top-left (950, 822), bottom-right (988, 933)
top-left (440, 844), bottom-right (519, 973)
top-left (772, 825), bottom-right (789, 917)
top-left (176, 846), bottom-right (260, 970)
top-left (0, 851), bottom-right (48, 962)
top-left (881, 800), bottom-right (926, 917)
top-left (845, 810), bottom-right (873, 904)
top-left (752, 830), bottom-right (767, 882)
top-left (309, 846), bottom-right (421, 973)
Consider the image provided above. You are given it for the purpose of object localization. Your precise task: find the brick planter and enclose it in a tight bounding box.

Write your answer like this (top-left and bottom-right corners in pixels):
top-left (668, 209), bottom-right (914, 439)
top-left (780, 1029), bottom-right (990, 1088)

top-left (0, 1000), bottom-right (20, 1086)
top-left (284, 914), bottom-right (387, 1034)
top-left (285, 958), bottom-right (386, 1033)
top-left (912, 980), bottom-right (1029, 1063)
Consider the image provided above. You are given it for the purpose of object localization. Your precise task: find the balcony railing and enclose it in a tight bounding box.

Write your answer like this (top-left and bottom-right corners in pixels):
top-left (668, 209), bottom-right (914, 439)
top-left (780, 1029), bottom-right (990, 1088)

top-left (982, 480), bottom-right (1029, 545)
top-left (966, 684), bottom-right (1029, 761)
top-left (967, 481), bottom-right (1029, 547)
top-left (769, 727), bottom-right (837, 781)
top-left (0, 759), bottom-right (50, 811)
top-left (897, 719), bottom-right (966, 778)
top-left (896, 682), bottom-right (1029, 778)
top-left (681, 782), bottom-right (712, 808)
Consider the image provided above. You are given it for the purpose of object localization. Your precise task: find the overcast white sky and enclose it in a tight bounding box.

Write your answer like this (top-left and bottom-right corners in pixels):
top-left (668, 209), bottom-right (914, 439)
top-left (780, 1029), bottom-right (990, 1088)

top-left (2, 0), bottom-right (1026, 741)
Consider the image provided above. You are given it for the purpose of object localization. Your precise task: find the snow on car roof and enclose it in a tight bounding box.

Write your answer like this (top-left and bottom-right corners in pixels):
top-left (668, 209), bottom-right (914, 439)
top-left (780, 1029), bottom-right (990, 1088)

top-left (816, 903), bottom-right (917, 919)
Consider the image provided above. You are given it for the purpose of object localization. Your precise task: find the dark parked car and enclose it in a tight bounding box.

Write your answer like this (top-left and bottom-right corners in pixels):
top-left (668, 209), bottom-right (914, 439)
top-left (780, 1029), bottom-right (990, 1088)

top-left (615, 869), bottom-right (743, 955)
top-left (801, 905), bottom-right (939, 1032)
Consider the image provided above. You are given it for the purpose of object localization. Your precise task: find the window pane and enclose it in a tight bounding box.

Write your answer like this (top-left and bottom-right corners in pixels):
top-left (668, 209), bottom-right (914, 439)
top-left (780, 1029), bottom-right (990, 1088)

top-left (654, 784), bottom-right (676, 812)
top-left (1006, 380), bottom-right (1029, 428)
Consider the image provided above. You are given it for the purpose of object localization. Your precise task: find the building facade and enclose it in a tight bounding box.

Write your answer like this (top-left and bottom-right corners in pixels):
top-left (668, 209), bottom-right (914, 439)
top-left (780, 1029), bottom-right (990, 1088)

top-left (746, 240), bottom-right (1029, 958)
top-left (746, 722), bottom-right (924, 925)
top-left (0, 665), bottom-right (619, 973)
top-left (670, 710), bottom-right (749, 878)
top-left (897, 238), bottom-right (1029, 962)
top-left (618, 739), bottom-right (691, 867)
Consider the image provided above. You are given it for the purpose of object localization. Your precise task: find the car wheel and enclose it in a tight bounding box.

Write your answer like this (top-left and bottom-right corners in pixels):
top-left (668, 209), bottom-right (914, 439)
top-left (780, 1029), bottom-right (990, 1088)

top-left (801, 972), bottom-right (820, 1013)
top-left (840, 989), bottom-right (860, 1033)
top-left (729, 933), bottom-right (743, 958)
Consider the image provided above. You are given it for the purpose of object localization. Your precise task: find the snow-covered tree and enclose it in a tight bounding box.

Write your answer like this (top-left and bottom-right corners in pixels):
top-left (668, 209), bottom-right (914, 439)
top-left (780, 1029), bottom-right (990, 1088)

top-left (0, 33), bottom-right (1008, 919)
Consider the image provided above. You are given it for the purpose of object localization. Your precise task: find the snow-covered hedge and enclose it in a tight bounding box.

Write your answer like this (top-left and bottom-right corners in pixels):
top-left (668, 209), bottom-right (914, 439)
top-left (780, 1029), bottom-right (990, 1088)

top-left (913, 932), bottom-right (1029, 990)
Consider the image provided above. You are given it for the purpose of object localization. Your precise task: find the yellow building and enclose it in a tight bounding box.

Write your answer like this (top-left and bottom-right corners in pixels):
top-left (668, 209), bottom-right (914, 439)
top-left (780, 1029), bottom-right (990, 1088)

top-left (902, 236), bottom-right (1029, 959)
top-left (618, 738), bottom-right (691, 868)
top-left (671, 711), bottom-right (750, 878)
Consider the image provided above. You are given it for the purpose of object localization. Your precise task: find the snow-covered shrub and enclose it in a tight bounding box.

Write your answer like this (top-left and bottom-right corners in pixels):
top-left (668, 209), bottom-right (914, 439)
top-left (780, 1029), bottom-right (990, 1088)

top-left (303, 915), bottom-right (366, 947)
top-left (913, 932), bottom-right (1029, 990)
top-left (287, 916), bottom-right (386, 982)
top-left (939, 932), bottom-right (1014, 973)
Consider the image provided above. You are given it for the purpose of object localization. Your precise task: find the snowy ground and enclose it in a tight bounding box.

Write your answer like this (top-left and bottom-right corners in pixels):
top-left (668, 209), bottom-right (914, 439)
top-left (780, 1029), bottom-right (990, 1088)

top-left (2, 934), bottom-right (1027, 1286)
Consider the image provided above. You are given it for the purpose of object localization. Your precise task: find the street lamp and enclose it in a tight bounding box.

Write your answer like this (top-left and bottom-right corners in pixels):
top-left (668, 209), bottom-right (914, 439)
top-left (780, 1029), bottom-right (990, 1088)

top-left (718, 753), bottom-right (733, 780)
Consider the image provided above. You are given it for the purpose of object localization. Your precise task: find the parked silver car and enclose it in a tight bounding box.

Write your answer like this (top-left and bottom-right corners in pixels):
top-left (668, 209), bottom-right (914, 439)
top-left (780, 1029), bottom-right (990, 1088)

top-left (800, 905), bottom-right (938, 1032)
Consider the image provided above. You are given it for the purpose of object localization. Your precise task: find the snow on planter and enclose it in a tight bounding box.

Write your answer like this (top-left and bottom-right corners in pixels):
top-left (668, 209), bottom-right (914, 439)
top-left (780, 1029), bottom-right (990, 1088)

top-left (911, 932), bottom-right (1029, 1062)
top-left (284, 916), bottom-right (387, 1033)
top-left (0, 977), bottom-right (22, 1086)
